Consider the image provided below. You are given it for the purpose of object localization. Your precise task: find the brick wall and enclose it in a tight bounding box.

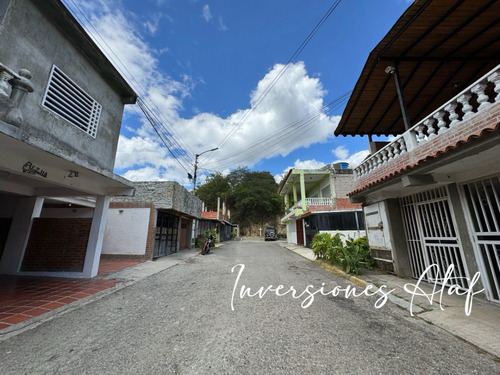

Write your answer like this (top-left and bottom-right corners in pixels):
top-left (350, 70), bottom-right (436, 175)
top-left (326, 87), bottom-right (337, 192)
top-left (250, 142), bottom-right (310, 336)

top-left (101, 202), bottom-right (156, 261)
top-left (336, 198), bottom-right (362, 210)
top-left (21, 218), bottom-right (91, 272)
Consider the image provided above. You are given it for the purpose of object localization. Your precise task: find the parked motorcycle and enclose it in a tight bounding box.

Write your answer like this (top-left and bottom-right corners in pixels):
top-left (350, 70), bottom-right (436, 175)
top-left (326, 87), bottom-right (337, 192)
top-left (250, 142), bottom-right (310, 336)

top-left (201, 235), bottom-right (214, 255)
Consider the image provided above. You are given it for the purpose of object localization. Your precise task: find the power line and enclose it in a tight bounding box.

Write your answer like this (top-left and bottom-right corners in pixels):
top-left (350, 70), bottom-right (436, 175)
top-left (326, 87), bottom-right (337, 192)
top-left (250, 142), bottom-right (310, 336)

top-left (136, 99), bottom-right (192, 174)
top-left (205, 91), bottom-right (350, 170)
top-left (205, 0), bottom-right (343, 164)
top-left (63, 0), bottom-right (196, 168)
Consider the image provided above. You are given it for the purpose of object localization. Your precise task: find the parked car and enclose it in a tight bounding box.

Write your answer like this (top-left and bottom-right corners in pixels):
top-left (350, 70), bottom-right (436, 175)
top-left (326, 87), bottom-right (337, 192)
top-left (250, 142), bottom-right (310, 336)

top-left (265, 226), bottom-right (277, 241)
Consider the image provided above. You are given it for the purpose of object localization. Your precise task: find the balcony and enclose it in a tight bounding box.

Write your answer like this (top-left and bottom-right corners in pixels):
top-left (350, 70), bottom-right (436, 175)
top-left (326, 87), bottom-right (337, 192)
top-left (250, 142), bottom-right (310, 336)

top-left (282, 197), bottom-right (334, 223)
top-left (353, 64), bottom-right (500, 189)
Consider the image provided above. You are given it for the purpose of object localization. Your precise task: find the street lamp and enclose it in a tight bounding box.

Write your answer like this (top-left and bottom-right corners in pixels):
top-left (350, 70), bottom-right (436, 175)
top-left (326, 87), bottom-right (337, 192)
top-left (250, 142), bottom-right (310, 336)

top-left (192, 147), bottom-right (218, 192)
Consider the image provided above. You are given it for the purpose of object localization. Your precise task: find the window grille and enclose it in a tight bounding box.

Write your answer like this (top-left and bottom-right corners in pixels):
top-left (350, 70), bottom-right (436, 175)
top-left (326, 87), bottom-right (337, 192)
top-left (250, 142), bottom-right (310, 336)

top-left (42, 65), bottom-right (101, 138)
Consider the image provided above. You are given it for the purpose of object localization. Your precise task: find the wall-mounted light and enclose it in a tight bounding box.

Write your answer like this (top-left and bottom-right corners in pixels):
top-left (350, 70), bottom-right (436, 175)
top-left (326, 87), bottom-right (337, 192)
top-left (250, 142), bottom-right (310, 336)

top-left (385, 65), bottom-right (395, 74)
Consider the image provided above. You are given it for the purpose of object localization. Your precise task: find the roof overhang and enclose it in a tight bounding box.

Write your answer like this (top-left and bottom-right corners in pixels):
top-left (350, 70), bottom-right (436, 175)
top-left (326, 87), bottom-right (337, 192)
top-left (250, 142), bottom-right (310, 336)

top-left (0, 132), bottom-right (134, 197)
top-left (335, 0), bottom-right (500, 136)
top-left (34, 0), bottom-right (137, 104)
top-left (278, 169), bottom-right (330, 195)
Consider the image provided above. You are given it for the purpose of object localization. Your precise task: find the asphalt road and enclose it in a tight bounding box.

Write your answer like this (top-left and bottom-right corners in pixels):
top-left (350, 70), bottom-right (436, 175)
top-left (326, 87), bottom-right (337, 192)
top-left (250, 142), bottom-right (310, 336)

top-left (0, 241), bottom-right (499, 374)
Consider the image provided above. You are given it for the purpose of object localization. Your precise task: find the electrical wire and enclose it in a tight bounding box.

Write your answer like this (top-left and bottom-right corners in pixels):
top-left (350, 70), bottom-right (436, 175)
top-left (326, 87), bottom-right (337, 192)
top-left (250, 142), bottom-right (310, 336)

top-left (62, 0), bottom-right (196, 171)
top-left (204, 91), bottom-right (350, 170)
top-left (204, 0), bottom-right (343, 164)
top-left (63, 0), bottom-right (344, 178)
top-left (136, 98), bottom-right (192, 175)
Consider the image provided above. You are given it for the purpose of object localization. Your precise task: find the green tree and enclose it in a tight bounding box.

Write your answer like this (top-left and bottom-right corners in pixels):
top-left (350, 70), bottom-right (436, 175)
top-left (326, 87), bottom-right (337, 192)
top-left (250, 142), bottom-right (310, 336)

top-left (227, 167), bottom-right (250, 188)
top-left (194, 172), bottom-right (230, 211)
top-left (227, 171), bottom-right (283, 227)
top-left (195, 169), bottom-right (284, 230)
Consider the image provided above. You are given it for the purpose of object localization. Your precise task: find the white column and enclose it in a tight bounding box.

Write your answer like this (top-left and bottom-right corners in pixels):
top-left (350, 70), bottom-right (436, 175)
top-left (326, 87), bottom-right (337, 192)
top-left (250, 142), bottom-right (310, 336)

top-left (0, 197), bottom-right (44, 274)
top-left (82, 195), bottom-right (111, 278)
top-left (299, 171), bottom-right (306, 211)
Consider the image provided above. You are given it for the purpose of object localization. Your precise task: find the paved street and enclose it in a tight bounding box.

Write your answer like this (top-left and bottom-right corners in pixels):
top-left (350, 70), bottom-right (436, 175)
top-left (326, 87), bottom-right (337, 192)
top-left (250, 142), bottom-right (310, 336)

top-left (0, 241), bottom-right (499, 374)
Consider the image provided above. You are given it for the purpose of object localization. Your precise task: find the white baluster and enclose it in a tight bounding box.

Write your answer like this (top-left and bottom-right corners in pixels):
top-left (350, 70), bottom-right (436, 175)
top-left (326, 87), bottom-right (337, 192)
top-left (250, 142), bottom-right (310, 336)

top-left (444, 102), bottom-right (460, 128)
top-left (381, 149), bottom-right (388, 164)
top-left (487, 71), bottom-right (500, 102)
top-left (424, 118), bottom-right (437, 139)
top-left (472, 82), bottom-right (490, 111)
top-left (386, 145), bottom-right (394, 161)
top-left (361, 163), bottom-right (367, 176)
top-left (458, 93), bottom-right (474, 120)
top-left (378, 153), bottom-right (384, 167)
top-left (434, 110), bottom-right (447, 134)
top-left (398, 137), bottom-right (407, 154)
top-left (0, 71), bottom-right (12, 97)
top-left (414, 124), bottom-right (426, 143)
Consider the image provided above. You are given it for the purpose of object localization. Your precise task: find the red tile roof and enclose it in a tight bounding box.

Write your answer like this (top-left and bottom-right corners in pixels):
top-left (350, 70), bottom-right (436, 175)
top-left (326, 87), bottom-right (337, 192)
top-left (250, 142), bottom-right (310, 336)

top-left (201, 211), bottom-right (218, 220)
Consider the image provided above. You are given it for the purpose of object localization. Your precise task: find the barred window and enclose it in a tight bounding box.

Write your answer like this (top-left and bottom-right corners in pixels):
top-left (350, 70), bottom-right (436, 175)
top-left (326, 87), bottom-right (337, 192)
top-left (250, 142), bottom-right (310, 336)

top-left (42, 65), bottom-right (101, 138)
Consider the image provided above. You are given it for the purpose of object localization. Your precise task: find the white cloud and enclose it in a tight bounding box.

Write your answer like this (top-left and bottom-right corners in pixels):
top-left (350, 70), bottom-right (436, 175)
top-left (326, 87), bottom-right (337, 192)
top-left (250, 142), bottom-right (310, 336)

top-left (332, 145), bottom-right (349, 160)
top-left (143, 13), bottom-right (162, 35)
top-left (272, 148), bottom-right (370, 184)
top-left (333, 149), bottom-right (370, 168)
top-left (218, 16), bottom-right (228, 31)
top-left (202, 5), bottom-right (212, 22)
top-left (70, 1), bottom-right (340, 186)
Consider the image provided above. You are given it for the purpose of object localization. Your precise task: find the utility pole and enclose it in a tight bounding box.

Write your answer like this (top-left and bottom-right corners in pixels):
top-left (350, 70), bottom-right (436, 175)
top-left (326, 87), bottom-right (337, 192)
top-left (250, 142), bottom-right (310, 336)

top-left (192, 147), bottom-right (218, 193)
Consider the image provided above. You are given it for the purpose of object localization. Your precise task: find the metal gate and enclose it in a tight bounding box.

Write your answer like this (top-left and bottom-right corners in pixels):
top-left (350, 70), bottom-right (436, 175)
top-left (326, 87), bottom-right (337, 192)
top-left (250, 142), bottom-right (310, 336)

top-left (153, 211), bottom-right (179, 258)
top-left (462, 176), bottom-right (500, 303)
top-left (400, 187), bottom-right (469, 289)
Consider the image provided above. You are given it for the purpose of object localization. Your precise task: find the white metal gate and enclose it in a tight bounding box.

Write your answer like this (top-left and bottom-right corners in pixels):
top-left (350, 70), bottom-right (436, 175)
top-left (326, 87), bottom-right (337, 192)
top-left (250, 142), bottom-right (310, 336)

top-left (462, 176), bottom-right (500, 303)
top-left (400, 187), bottom-right (469, 289)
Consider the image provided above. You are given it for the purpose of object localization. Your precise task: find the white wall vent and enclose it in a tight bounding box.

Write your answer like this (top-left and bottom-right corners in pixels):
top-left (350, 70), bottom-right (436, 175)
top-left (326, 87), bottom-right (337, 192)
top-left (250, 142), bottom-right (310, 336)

top-left (42, 65), bottom-right (102, 138)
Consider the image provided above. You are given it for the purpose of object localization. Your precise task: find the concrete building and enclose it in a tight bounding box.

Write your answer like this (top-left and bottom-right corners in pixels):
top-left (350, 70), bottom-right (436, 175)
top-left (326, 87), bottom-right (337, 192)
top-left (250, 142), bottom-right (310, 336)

top-left (278, 165), bottom-right (365, 248)
top-left (103, 182), bottom-right (202, 260)
top-left (0, 0), bottom-right (137, 277)
top-left (335, 1), bottom-right (500, 303)
top-left (196, 198), bottom-right (235, 243)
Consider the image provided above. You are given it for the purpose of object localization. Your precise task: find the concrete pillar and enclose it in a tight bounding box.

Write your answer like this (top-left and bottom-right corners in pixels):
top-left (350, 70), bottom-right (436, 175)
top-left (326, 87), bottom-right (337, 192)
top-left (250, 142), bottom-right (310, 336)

top-left (299, 171), bottom-right (306, 211)
top-left (292, 184), bottom-right (298, 205)
top-left (217, 197), bottom-right (220, 220)
top-left (0, 197), bottom-right (44, 274)
top-left (82, 195), bottom-right (111, 278)
top-left (447, 183), bottom-right (482, 285)
top-left (385, 198), bottom-right (412, 277)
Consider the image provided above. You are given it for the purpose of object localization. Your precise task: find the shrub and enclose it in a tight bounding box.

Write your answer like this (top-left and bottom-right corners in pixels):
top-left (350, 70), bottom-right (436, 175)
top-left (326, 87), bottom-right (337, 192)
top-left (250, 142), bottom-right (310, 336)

top-left (196, 229), bottom-right (217, 248)
top-left (312, 234), bottom-right (374, 275)
top-left (311, 233), bottom-right (333, 259)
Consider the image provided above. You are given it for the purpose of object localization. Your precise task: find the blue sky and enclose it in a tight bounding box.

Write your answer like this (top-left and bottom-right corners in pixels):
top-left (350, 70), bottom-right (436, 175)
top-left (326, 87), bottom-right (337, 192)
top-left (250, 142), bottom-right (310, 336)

top-left (64, 0), bottom-right (412, 186)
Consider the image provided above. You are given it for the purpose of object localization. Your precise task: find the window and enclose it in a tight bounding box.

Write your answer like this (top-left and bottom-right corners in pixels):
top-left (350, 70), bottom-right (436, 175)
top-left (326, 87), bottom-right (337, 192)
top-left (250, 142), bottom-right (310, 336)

top-left (42, 65), bottom-right (102, 138)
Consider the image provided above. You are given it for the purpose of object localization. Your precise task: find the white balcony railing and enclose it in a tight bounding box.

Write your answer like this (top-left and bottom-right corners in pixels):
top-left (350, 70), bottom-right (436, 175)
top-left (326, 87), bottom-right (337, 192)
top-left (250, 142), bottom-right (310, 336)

top-left (288, 197), bottom-right (332, 212)
top-left (306, 197), bottom-right (332, 206)
top-left (354, 64), bottom-right (500, 180)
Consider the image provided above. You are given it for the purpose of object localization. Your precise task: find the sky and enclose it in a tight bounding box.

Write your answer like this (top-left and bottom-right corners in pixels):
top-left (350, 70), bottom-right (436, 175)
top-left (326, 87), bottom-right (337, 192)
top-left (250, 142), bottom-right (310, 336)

top-left (63, 0), bottom-right (413, 187)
